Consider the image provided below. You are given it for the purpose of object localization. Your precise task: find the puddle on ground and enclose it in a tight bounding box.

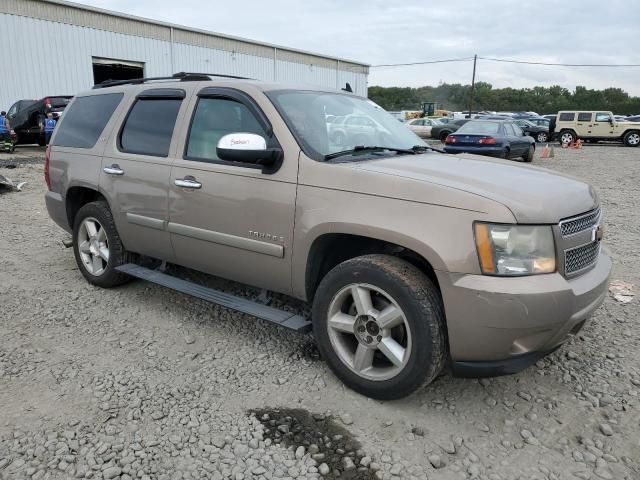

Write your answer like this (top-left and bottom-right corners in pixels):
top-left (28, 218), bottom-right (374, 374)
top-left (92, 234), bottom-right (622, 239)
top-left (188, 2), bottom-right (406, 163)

top-left (250, 408), bottom-right (376, 479)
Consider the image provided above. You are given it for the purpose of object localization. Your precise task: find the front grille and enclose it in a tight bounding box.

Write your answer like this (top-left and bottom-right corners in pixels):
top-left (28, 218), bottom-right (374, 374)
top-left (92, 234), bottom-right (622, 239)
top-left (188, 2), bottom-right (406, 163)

top-left (560, 208), bottom-right (600, 237)
top-left (565, 241), bottom-right (600, 275)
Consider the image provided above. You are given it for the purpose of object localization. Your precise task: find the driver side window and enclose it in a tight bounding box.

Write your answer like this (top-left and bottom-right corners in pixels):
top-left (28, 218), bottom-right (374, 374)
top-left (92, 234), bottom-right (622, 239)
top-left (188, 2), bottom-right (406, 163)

top-left (186, 98), bottom-right (268, 163)
top-left (595, 112), bottom-right (611, 123)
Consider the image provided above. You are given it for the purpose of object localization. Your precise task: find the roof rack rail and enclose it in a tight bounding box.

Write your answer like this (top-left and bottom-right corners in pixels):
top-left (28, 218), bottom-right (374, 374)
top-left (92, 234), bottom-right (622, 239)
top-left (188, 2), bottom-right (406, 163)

top-left (92, 72), bottom-right (253, 89)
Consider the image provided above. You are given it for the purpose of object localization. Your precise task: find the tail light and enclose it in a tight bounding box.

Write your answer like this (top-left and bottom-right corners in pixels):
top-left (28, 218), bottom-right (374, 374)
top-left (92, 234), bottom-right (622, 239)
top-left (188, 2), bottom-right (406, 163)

top-left (478, 137), bottom-right (497, 145)
top-left (444, 135), bottom-right (456, 144)
top-left (44, 145), bottom-right (51, 190)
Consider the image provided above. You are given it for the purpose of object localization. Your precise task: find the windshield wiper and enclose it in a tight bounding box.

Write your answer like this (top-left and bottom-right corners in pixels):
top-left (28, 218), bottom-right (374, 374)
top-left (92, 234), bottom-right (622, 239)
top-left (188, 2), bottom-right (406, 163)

top-left (324, 145), bottom-right (416, 161)
top-left (411, 144), bottom-right (447, 154)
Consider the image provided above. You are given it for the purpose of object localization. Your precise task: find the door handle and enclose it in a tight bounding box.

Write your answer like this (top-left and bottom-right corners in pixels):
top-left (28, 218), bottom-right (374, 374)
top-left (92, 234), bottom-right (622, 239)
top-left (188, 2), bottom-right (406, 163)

top-left (103, 164), bottom-right (124, 175)
top-left (174, 177), bottom-right (202, 189)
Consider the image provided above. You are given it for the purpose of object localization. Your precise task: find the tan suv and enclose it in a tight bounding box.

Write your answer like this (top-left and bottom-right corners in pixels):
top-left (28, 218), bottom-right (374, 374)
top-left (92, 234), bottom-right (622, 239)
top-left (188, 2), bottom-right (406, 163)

top-left (556, 110), bottom-right (640, 146)
top-left (44, 73), bottom-right (611, 399)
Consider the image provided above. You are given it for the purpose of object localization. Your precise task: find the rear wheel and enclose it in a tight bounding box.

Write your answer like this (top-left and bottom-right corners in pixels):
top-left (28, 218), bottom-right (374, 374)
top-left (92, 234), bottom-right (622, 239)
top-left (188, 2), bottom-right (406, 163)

top-left (536, 132), bottom-right (548, 143)
top-left (559, 130), bottom-right (576, 145)
top-left (72, 201), bottom-right (133, 288)
top-left (312, 255), bottom-right (446, 400)
top-left (499, 148), bottom-right (509, 159)
top-left (623, 131), bottom-right (640, 147)
top-left (522, 145), bottom-right (535, 162)
top-left (439, 131), bottom-right (450, 142)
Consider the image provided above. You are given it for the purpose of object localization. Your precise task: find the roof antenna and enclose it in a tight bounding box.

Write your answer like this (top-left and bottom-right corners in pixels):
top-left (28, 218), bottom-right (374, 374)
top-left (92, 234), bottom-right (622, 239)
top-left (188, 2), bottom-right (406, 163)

top-left (342, 82), bottom-right (353, 93)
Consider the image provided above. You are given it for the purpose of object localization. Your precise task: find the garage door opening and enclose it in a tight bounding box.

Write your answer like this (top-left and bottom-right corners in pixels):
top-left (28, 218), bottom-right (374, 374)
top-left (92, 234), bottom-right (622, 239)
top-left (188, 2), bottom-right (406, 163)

top-left (92, 57), bottom-right (144, 86)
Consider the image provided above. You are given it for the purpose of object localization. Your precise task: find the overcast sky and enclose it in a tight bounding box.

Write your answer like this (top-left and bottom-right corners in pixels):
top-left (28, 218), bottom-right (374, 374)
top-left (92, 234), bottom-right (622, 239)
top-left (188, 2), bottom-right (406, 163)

top-left (81, 0), bottom-right (640, 95)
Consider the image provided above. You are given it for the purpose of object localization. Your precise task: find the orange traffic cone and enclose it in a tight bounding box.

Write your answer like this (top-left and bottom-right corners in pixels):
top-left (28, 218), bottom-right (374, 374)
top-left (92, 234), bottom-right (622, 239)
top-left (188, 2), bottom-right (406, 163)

top-left (541, 144), bottom-right (549, 158)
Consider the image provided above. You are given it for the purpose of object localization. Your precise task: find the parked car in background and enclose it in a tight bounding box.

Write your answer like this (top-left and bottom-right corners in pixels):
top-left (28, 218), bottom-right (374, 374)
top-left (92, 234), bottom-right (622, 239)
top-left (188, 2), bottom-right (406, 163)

top-left (431, 118), bottom-right (470, 142)
top-left (626, 115), bottom-right (640, 122)
top-left (556, 111), bottom-right (640, 146)
top-left (444, 120), bottom-right (535, 161)
top-left (406, 117), bottom-right (442, 138)
top-left (6, 96), bottom-right (72, 145)
top-left (542, 114), bottom-right (557, 121)
top-left (514, 119), bottom-right (551, 143)
top-left (525, 117), bottom-right (551, 128)
top-left (329, 114), bottom-right (392, 147)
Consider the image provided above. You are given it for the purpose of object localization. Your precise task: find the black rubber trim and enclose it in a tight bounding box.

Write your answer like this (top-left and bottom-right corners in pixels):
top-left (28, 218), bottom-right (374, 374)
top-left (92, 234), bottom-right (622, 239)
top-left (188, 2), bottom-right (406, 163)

top-left (451, 347), bottom-right (561, 378)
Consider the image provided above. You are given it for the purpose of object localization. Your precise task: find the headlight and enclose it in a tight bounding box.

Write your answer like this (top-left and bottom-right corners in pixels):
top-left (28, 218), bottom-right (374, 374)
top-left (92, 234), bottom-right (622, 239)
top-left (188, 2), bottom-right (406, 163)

top-left (474, 223), bottom-right (556, 276)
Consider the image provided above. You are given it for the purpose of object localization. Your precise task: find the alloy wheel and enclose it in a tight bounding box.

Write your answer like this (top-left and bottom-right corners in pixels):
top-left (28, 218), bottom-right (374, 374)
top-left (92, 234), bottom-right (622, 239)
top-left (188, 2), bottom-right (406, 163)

top-left (327, 283), bottom-right (412, 381)
top-left (77, 217), bottom-right (109, 276)
top-left (627, 133), bottom-right (640, 146)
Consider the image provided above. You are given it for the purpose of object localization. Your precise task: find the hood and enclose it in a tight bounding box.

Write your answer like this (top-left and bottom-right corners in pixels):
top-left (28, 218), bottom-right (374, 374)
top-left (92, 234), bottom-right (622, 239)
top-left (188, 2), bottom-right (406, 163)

top-left (350, 153), bottom-right (598, 223)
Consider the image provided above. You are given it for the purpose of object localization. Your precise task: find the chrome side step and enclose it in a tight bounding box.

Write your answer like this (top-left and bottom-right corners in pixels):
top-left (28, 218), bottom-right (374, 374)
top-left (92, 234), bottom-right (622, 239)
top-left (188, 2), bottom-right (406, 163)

top-left (116, 263), bottom-right (311, 332)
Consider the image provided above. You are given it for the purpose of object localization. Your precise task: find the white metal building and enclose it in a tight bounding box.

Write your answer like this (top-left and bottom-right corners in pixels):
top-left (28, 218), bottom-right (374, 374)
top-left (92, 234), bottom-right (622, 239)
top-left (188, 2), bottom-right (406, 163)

top-left (0, 0), bottom-right (369, 110)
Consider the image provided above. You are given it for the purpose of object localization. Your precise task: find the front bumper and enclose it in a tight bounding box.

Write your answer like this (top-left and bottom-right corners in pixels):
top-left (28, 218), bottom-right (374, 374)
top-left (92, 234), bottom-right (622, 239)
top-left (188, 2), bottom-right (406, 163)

top-left (436, 250), bottom-right (611, 376)
top-left (443, 145), bottom-right (504, 157)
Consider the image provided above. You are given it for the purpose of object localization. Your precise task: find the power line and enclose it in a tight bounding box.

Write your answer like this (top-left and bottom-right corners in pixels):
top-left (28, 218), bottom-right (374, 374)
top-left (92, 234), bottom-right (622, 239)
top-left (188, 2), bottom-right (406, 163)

top-left (371, 57), bottom-right (473, 67)
top-left (478, 57), bottom-right (640, 67)
top-left (370, 56), bottom-right (640, 68)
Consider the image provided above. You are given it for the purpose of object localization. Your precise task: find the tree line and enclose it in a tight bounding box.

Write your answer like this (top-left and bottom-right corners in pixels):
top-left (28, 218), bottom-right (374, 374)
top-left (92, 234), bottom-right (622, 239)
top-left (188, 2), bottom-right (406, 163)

top-left (368, 82), bottom-right (640, 115)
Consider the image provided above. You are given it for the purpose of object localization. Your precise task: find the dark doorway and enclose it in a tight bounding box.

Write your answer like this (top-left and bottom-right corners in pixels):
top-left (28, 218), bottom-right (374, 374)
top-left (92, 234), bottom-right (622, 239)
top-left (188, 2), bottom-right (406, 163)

top-left (92, 59), bottom-right (144, 86)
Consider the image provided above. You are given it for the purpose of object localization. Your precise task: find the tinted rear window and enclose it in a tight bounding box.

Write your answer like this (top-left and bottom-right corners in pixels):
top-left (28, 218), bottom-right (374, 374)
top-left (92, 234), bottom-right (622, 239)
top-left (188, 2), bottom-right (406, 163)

top-left (457, 121), bottom-right (501, 134)
top-left (119, 98), bottom-right (182, 157)
top-left (53, 94), bottom-right (123, 149)
top-left (577, 113), bottom-right (592, 122)
top-left (559, 112), bottom-right (575, 121)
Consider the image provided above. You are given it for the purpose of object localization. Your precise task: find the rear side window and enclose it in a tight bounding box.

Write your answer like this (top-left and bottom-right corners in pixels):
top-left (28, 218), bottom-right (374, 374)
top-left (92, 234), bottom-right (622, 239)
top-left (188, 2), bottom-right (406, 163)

top-left (53, 94), bottom-right (123, 148)
top-left (559, 112), bottom-right (575, 122)
top-left (120, 99), bottom-right (182, 157)
top-left (577, 113), bottom-right (592, 122)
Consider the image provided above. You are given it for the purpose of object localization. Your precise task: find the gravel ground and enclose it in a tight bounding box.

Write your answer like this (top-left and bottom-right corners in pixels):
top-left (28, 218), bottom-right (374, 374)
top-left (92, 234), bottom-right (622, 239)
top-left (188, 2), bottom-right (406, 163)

top-left (0, 144), bottom-right (639, 480)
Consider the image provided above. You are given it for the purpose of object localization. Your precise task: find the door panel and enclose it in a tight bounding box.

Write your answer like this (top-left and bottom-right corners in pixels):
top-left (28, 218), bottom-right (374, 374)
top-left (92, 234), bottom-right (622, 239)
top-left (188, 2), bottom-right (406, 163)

top-left (591, 112), bottom-right (613, 138)
top-left (99, 88), bottom-right (192, 261)
top-left (168, 161), bottom-right (296, 294)
top-left (575, 113), bottom-right (593, 137)
top-left (167, 89), bottom-right (298, 295)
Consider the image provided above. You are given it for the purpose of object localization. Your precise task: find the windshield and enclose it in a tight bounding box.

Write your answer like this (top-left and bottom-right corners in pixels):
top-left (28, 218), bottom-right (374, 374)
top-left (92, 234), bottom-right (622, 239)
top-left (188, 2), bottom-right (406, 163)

top-left (456, 121), bottom-right (502, 135)
top-left (266, 90), bottom-right (426, 160)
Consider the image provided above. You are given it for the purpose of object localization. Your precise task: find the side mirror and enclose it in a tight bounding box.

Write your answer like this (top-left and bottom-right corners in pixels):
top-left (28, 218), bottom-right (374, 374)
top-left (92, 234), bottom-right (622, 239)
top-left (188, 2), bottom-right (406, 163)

top-left (608, 118), bottom-right (614, 124)
top-left (216, 133), bottom-right (283, 171)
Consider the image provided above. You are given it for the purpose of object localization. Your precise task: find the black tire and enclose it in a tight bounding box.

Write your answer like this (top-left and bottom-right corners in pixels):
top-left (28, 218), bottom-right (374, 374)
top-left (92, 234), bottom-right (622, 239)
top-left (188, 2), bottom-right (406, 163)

top-left (312, 254), bottom-right (447, 400)
top-left (439, 131), bottom-right (450, 142)
top-left (522, 145), bottom-right (535, 162)
top-left (559, 130), bottom-right (576, 145)
top-left (499, 148), bottom-right (509, 159)
top-left (536, 132), bottom-right (548, 143)
top-left (72, 201), bottom-right (133, 288)
top-left (623, 130), bottom-right (640, 147)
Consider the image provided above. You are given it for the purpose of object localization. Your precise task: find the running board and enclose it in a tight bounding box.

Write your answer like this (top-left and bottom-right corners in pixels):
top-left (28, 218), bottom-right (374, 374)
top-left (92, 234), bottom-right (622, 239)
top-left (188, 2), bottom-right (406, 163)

top-left (116, 263), bottom-right (311, 332)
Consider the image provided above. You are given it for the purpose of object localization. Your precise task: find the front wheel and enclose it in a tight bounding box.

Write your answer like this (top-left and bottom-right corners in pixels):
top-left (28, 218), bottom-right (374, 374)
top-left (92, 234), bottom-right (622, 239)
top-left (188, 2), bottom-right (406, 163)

top-left (536, 132), bottom-right (548, 143)
top-left (72, 201), bottom-right (133, 288)
top-left (312, 255), bottom-right (446, 400)
top-left (623, 131), bottom-right (640, 147)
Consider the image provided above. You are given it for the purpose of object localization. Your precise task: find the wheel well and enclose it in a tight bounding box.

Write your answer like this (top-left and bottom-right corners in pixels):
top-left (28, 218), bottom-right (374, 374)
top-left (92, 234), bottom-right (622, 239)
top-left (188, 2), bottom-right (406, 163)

top-left (65, 187), bottom-right (106, 229)
top-left (623, 129), bottom-right (639, 136)
top-left (305, 233), bottom-right (439, 302)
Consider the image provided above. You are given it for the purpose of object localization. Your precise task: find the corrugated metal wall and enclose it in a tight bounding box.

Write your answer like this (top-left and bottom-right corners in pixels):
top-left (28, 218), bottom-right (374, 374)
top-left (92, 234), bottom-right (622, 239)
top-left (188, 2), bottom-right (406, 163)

top-left (0, 4), bottom-right (368, 110)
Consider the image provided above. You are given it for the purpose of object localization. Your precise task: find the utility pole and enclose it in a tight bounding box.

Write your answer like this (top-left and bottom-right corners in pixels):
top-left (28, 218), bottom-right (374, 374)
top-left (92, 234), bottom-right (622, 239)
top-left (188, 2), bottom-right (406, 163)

top-left (468, 54), bottom-right (477, 118)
